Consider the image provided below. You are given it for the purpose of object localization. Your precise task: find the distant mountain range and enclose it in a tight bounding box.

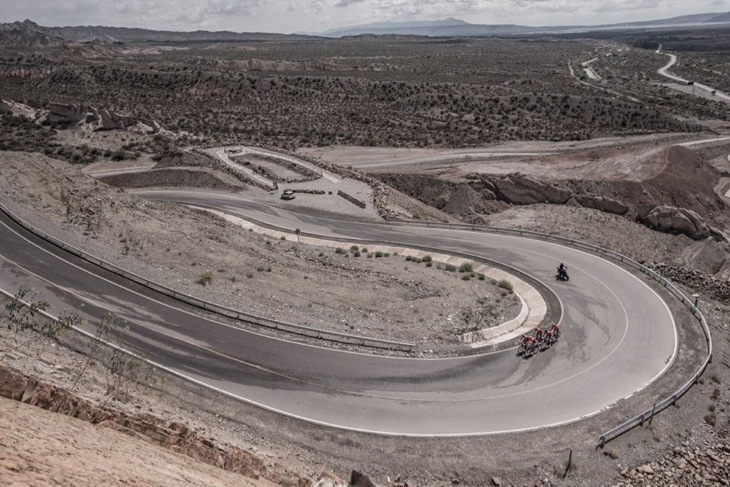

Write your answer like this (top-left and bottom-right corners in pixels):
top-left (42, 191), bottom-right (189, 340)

top-left (1, 10), bottom-right (729, 49)
top-left (54, 25), bottom-right (316, 43)
top-left (706, 11), bottom-right (730, 23)
top-left (0, 19), bottom-right (316, 48)
top-left (319, 12), bottom-right (730, 38)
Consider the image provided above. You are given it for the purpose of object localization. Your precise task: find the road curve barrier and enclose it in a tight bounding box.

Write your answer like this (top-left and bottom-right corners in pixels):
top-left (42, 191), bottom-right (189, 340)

top-left (0, 202), bottom-right (415, 352)
top-left (337, 190), bottom-right (367, 209)
top-left (390, 219), bottom-right (712, 446)
top-left (1, 200), bottom-right (709, 440)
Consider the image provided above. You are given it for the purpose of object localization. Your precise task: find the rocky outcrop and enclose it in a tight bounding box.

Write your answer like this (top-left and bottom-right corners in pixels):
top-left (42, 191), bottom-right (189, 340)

top-left (43, 102), bottom-right (91, 124)
top-left (641, 205), bottom-right (711, 240)
top-left (0, 98), bottom-right (40, 119)
top-left (350, 471), bottom-right (380, 487)
top-left (489, 173), bottom-right (571, 205)
top-left (97, 108), bottom-right (135, 130)
top-left (573, 195), bottom-right (629, 215)
top-left (129, 120), bottom-right (176, 136)
top-left (0, 364), bottom-right (276, 481)
top-left (37, 103), bottom-right (135, 131)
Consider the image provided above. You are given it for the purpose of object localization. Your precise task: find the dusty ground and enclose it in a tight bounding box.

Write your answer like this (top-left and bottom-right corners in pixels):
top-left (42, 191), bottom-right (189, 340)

top-left (101, 167), bottom-right (248, 191)
top-left (0, 397), bottom-right (272, 487)
top-left (482, 204), bottom-right (730, 277)
top-left (297, 132), bottom-right (698, 169)
top-left (233, 153), bottom-right (315, 182)
top-left (0, 150), bottom-right (519, 351)
top-left (0, 320), bottom-right (335, 487)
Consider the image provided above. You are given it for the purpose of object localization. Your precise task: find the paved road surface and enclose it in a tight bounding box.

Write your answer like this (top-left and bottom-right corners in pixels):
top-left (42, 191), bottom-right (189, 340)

top-left (0, 190), bottom-right (678, 435)
top-left (657, 51), bottom-right (730, 103)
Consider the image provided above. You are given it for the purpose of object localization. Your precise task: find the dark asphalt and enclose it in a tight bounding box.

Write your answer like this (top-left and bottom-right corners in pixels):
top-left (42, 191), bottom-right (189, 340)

top-left (0, 190), bottom-right (677, 435)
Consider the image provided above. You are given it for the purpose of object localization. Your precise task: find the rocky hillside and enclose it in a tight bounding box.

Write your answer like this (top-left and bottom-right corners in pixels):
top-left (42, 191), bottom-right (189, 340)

top-left (0, 20), bottom-right (67, 49)
top-left (378, 146), bottom-right (729, 240)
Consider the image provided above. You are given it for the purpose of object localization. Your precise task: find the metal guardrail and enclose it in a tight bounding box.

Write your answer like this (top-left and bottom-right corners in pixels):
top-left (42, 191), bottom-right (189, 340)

top-left (0, 203), bottom-right (415, 352)
top-left (391, 219), bottom-right (713, 446)
top-left (1, 199), bottom-right (711, 440)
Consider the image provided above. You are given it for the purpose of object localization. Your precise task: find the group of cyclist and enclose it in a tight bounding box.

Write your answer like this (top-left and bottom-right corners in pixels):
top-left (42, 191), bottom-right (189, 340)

top-left (518, 323), bottom-right (561, 356)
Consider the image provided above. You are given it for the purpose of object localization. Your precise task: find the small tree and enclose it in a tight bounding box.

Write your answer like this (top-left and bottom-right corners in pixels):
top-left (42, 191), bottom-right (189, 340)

top-left (1, 286), bottom-right (83, 362)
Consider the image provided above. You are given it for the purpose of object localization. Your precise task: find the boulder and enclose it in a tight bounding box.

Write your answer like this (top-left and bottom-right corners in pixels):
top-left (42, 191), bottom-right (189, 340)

top-left (131, 121), bottom-right (156, 134)
top-left (312, 472), bottom-right (348, 487)
top-left (641, 205), bottom-right (710, 240)
top-left (490, 174), bottom-right (571, 205)
top-left (0, 99), bottom-right (43, 119)
top-left (95, 109), bottom-right (135, 131)
top-left (350, 471), bottom-right (379, 487)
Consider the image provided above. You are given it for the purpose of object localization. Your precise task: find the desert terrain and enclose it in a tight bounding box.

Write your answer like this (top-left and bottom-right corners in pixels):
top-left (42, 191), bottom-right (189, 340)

top-left (1, 15), bottom-right (730, 487)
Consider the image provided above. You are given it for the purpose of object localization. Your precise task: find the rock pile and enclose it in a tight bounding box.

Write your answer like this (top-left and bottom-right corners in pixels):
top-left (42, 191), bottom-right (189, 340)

top-left (614, 444), bottom-right (730, 486)
top-left (652, 262), bottom-right (730, 305)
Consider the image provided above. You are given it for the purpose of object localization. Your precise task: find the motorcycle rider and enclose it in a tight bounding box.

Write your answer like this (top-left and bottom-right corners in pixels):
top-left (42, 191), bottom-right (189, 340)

top-left (558, 263), bottom-right (567, 276)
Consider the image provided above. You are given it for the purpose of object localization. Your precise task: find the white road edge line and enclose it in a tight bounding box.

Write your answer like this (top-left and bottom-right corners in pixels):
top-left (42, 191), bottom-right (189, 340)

top-left (0, 218), bottom-right (516, 361)
top-left (0, 211), bottom-right (680, 436)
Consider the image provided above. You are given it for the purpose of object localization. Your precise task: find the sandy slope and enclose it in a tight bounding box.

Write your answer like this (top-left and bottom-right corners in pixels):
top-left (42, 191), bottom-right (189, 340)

top-left (0, 396), bottom-right (271, 487)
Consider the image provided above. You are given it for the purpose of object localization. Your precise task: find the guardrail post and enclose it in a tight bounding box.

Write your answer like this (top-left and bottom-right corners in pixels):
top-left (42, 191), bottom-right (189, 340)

top-left (648, 402), bottom-right (657, 426)
top-left (564, 449), bottom-right (573, 479)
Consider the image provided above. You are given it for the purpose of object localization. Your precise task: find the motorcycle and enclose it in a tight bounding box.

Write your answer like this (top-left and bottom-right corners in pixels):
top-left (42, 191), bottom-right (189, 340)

top-left (556, 266), bottom-right (569, 282)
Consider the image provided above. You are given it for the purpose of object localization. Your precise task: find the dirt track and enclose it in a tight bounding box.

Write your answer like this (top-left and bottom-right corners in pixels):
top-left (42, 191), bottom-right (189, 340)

top-left (298, 132), bottom-right (698, 169)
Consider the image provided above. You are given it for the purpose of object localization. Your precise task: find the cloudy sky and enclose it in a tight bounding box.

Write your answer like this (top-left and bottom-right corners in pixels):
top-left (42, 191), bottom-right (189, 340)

top-left (2, 0), bottom-right (729, 34)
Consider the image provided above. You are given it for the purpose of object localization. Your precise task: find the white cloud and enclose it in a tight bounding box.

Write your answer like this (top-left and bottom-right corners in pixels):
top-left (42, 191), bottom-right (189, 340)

top-left (204, 0), bottom-right (264, 15)
top-left (335, 0), bottom-right (367, 6)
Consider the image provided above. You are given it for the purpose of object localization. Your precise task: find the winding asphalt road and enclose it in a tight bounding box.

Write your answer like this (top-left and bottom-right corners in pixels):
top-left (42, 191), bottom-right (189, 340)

top-left (657, 49), bottom-right (730, 102)
top-left (0, 190), bottom-right (678, 436)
